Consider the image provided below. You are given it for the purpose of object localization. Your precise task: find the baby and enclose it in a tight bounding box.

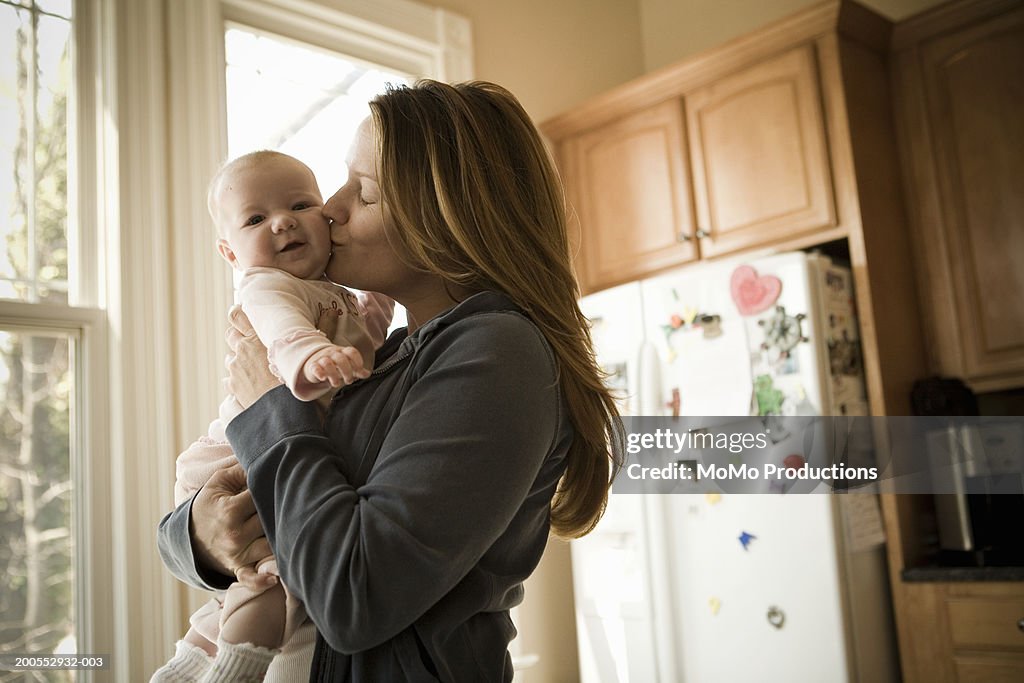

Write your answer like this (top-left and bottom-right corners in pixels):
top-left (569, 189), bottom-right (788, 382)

top-left (152, 151), bottom-right (393, 682)
top-left (211, 150), bottom-right (394, 429)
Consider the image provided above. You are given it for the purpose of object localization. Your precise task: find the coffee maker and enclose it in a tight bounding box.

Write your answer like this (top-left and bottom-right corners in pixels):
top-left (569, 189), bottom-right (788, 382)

top-left (914, 378), bottom-right (1024, 567)
top-left (926, 423), bottom-right (1024, 566)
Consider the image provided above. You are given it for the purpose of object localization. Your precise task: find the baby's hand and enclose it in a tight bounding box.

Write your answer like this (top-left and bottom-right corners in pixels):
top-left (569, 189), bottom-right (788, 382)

top-left (302, 345), bottom-right (368, 388)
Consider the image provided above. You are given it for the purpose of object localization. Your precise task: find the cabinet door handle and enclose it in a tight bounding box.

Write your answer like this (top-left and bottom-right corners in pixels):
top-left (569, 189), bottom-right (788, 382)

top-left (677, 232), bottom-right (692, 243)
top-left (1018, 618), bottom-right (1024, 633)
top-left (695, 229), bottom-right (709, 239)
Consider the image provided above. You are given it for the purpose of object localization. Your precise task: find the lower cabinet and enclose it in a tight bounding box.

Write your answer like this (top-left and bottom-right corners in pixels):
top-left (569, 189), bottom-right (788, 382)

top-left (896, 581), bottom-right (1024, 682)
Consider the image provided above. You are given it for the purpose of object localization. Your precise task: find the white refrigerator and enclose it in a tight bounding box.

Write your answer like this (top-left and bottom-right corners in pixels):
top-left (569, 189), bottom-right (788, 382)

top-left (571, 251), bottom-right (899, 683)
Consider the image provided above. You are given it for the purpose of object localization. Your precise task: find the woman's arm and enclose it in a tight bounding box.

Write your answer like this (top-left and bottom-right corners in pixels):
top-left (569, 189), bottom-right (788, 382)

top-left (227, 312), bottom-right (568, 654)
top-left (157, 463), bottom-right (271, 590)
top-left (156, 305), bottom-right (281, 591)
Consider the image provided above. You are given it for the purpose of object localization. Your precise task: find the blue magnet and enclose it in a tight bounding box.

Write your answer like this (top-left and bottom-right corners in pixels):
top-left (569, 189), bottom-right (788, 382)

top-left (739, 531), bottom-right (757, 550)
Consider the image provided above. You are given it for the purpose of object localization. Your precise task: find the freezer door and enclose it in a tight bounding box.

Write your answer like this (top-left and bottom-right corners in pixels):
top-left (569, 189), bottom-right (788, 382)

top-left (576, 284), bottom-right (679, 681)
top-left (579, 281), bottom-right (645, 416)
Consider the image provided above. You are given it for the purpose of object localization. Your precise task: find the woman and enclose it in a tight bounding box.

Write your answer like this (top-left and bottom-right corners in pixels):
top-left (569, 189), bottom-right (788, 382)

top-left (158, 80), bottom-right (622, 681)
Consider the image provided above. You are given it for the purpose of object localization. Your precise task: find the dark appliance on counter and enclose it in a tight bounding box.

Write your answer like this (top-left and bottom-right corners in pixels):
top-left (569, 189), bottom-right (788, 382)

top-left (913, 378), bottom-right (1024, 567)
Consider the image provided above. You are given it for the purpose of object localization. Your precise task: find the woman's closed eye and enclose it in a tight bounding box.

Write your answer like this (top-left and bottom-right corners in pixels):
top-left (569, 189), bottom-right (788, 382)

top-left (355, 177), bottom-right (379, 206)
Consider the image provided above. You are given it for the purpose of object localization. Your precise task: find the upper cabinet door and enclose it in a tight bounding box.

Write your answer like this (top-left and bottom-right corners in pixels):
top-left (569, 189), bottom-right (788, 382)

top-left (564, 99), bottom-right (697, 293)
top-left (914, 7), bottom-right (1024, 387)
top-left (686, 46), bottom-right (836, 258)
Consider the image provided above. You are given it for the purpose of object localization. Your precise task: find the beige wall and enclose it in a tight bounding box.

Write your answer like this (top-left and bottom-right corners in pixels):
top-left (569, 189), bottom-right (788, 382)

top-left (639, 0), bottom-right (948, 72)
top-left (516, 539), bottom-right (578, 683)
top-left (425, 0), bottom-right (646, 122)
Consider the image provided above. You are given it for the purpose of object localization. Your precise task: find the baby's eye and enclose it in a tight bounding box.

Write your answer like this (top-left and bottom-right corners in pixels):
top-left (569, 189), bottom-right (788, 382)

top-left (292, 202), bottom-right (312, 210)
top-left (245, 215), bottom-right (265, 226)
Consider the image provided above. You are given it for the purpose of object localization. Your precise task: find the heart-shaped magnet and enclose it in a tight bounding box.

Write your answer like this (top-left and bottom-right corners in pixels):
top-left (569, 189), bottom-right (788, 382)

top-left (730, 265), bottom-right (782, 316)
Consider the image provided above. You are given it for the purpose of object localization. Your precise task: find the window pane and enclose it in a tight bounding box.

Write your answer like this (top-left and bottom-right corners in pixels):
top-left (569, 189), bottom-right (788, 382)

top-left (35, 14), bottom-right (70, 302)
top-left (0, 3), bottom-right (72, 304)
top-left (224, 25), bottom-right (410, 198)
top-left (0, 5), bottom-right (30, 298)
top-left (0, 328), bottom-right (75, 673)
top-left (36, 0), bottom-right (72, 19)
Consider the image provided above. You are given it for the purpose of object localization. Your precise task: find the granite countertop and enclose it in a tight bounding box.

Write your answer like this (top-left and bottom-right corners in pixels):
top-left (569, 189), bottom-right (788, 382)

top-left (902, 565), bottom-right (1024, 582)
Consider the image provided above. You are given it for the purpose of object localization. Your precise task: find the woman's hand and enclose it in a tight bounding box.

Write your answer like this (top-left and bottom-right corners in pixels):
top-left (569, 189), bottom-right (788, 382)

top-left (190, 462), bottom-right (275, 590)
top-left (225, 305), bottom-right (282, 409)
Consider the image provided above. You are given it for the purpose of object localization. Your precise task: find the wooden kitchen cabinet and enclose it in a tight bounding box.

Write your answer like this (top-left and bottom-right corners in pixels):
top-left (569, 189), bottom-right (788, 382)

top-left (882, 578), bottom-right (1024, 683)
top-left (541, 5), bottom-right (884, 298)
top-left (686, 45), bottom-right (836, 258)
top-left (892, 0), bottom-right (1024, 392)
top-left (560, 99), bottom-right (697, 289)
top-left (556, 43), bottom-right (836, 289)
top-left (877, 5), bottom-right (1024, 683)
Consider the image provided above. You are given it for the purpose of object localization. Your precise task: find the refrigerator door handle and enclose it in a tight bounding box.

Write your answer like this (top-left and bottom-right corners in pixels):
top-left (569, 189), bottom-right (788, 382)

top-left (636, 339), bottom-right (663, 416)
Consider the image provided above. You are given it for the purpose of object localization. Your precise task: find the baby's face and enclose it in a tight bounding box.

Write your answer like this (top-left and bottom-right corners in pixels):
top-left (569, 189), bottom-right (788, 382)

top-left (215, 156), bottom-right (331, 279)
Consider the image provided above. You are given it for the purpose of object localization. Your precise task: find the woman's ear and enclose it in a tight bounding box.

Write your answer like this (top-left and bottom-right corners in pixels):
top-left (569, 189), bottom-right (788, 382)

top-left (217, 239), bottom-right (241, 270)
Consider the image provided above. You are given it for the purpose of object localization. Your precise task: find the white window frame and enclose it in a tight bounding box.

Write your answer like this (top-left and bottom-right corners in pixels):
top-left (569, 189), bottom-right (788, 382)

top-left (0, 0), bottom-right (113, 676)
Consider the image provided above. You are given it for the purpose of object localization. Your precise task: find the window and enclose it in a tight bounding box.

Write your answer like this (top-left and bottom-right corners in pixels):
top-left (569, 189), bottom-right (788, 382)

top-left (0, 0), bottom-right (108, 673)
top-left (224, 25), bottom-right (411, 195)
top-left (0, 0), bottom-right (71, 305)
top-left (0, 328), bottom-right (75, 659)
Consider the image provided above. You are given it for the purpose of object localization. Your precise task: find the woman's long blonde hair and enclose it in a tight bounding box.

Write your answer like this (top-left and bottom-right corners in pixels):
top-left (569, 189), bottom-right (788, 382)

top-left (369, 80), bottom-right (623, 538)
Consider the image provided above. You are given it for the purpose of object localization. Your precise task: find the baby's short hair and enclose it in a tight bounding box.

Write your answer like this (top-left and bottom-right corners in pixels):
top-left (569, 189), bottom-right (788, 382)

top-left (207, 150), bottom-right (314, 234)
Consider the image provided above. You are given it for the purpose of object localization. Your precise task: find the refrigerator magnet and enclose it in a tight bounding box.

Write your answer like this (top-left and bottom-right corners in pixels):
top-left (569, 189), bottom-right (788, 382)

top-left (660, 306), bottom-right (702, 347)
top-left (758, 305), bottom-right (808, 362)
top-left (738, 530), bottom-right (757, 550)
top-left (754, 375), bottom-right (785, 416)
top-left (783, 454), bottom-right (807, 471)
top-left (665, 387), bottom-right (681, 417)
top-left (696, 313), bottom-right (723, 339)
top-left (730, 265), bottom-right (782, 316)
top-left (709, 597), bottom-right (722, 616)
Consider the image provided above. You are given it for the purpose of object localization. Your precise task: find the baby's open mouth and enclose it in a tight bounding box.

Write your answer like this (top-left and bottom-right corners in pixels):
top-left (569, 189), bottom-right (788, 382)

top-left (281, 241), bottom-right (306, 252)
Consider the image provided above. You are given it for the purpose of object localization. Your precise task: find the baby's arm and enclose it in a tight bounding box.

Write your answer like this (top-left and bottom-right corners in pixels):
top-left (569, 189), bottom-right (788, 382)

top-left (238, 269), bottom-right (343, 400)
top-left (303, 344), bottom-right (368, 388)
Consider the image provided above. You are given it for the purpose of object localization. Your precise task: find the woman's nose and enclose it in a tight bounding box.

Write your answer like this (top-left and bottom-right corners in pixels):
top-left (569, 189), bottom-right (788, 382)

top-left (323, 190), bottom-right (348, 225)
